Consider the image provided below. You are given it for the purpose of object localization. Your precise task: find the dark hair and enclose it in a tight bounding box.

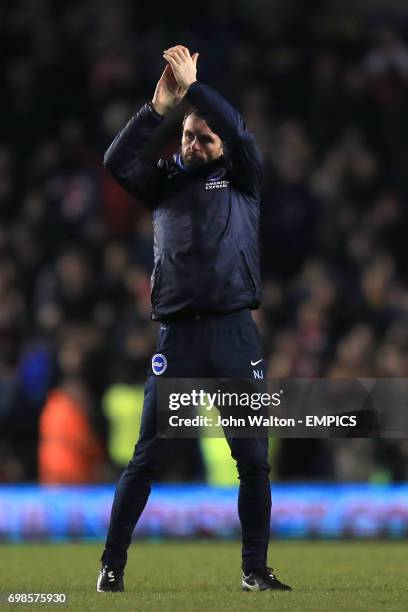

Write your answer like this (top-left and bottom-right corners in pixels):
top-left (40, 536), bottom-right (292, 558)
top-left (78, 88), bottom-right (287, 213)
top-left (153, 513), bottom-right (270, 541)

top-left (182, 108), bottom-right (207, 127)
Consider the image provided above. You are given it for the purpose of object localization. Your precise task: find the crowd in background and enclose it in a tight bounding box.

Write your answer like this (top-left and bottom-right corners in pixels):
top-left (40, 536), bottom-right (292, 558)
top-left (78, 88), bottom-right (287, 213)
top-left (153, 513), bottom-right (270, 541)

top-left (0, 0), bottom-right (407, 484)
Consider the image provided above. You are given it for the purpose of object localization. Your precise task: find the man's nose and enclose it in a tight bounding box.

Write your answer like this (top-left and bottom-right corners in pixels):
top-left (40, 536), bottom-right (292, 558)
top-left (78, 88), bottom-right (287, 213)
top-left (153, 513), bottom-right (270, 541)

top-left (191, 138), bottom-right (200, 150)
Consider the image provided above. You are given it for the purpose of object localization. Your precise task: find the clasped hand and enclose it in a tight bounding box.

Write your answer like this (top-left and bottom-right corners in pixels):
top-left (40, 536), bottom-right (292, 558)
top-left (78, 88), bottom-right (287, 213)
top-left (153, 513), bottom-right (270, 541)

top-left (152, 45), bottom-right (199, 115)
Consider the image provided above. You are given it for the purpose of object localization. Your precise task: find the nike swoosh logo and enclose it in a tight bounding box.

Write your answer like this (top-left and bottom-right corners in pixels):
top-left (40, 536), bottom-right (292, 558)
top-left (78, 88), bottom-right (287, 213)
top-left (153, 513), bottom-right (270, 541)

top-left (251, 359), bottom-right (262, 366)
top-left (242, 577), bottom-right (261, 591)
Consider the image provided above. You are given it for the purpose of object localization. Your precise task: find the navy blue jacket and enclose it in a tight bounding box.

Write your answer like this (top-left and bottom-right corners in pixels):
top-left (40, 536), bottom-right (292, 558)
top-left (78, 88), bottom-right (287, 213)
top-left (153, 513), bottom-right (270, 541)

top-left (104, 81), bottom-right (263, 320)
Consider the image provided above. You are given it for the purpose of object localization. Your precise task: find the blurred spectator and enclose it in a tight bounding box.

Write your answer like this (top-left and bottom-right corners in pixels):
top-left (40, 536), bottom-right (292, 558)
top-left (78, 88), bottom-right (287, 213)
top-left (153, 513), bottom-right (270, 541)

top-left (103, 382), bottom-right (145, 468)
top-left (39, 379), bottom-right (105, 484)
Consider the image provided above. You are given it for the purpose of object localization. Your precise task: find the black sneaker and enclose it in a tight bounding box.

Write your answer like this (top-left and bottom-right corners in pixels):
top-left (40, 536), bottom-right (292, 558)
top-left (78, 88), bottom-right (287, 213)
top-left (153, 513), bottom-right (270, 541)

top-left (96, 565), bottom-right (124, 592)
top-left (242, 566), bottom-right (292, 591)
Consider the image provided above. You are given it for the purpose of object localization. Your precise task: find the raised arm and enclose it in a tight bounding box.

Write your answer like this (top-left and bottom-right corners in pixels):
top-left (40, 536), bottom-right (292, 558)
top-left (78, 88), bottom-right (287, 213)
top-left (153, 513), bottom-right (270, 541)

top-left (185, 82), bottom-right (263, 197)
top-left (163, 46), bottom-right (263, 197)
top-left (104, 62), bottom-right (189, 207)
top-left (103, 104), bottom-right (163, 207)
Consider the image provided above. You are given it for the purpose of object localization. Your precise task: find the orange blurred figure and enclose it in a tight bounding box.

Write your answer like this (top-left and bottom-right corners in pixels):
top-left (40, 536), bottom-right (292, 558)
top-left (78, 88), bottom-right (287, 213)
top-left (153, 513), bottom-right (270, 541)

top-left (39, 381), bottom-right (105, 484)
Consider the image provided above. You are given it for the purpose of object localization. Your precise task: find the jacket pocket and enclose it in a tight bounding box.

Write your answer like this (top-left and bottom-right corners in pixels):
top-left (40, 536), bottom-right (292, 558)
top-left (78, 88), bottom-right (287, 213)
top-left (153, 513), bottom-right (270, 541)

top-left (151, 255), bottom-right (164, 306)
top-left (239, 249), bottom-right (256, 294)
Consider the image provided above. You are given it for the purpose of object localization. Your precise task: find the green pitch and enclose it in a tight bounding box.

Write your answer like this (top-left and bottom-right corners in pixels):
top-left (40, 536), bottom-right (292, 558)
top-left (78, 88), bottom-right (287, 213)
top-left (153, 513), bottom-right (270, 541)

top-left (1, 541), bottom-right (406, 611)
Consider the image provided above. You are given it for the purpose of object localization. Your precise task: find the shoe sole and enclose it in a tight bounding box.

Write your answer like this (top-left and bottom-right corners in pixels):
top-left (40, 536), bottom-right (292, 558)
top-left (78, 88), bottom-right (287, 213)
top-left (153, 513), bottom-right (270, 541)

top-left (242, 580), bottom-right (292, 592)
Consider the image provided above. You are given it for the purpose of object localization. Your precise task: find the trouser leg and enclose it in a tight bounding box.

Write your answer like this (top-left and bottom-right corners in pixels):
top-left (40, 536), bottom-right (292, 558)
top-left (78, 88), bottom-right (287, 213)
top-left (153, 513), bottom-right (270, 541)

top-left (227, 436), bottom-right (271, 574)
top-left (207, 311), bottom-right (271, 574)
top-left (101, 374), bottom-right (159, 569)
top-left (101, 319), bottom-right (205, 569)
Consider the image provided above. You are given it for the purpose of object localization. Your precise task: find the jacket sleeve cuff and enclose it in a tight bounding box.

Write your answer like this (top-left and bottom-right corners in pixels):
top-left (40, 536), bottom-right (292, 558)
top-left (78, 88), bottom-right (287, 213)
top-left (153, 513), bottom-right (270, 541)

top-left (146, 101), bottom-right (165, 121)
top-left (185, 81), bottom-right (202, 105)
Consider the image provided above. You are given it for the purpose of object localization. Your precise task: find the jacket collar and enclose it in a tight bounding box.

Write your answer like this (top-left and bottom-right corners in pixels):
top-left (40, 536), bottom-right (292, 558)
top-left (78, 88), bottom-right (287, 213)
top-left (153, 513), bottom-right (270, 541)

top-left (174, 152), bottom-right (225, 177)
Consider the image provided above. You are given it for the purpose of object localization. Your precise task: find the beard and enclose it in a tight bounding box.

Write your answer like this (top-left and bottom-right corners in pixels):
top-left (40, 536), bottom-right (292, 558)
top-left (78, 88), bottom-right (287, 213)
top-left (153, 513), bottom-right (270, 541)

top-left (182, 151), bottom-right (207, 168)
